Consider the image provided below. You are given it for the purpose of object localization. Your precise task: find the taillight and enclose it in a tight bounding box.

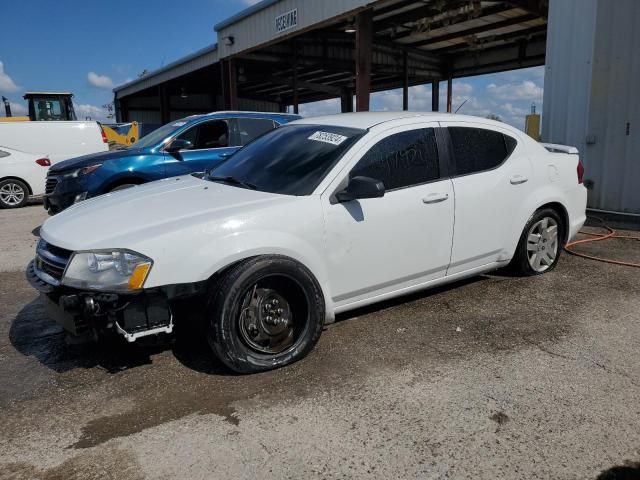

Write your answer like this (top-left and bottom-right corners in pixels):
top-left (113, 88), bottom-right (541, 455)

top-left (100, 126), bottom-right (108, 143)
top-left (577, 161), bottom-right (585, 184)
top-left (35, 158), bottom-right (51, 167)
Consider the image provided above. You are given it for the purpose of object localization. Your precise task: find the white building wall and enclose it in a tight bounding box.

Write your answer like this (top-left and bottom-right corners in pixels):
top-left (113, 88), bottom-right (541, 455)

top-left (543, 0), bottom-right (640, 213)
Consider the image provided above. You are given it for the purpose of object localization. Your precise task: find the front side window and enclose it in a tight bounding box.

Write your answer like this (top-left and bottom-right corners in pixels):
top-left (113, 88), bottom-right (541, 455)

top-left (237, 118), bottom-right (276, 146)
top-left (350, 128), bottom-right (440, 191)
top-left (209, 124), bottom-right (365, 195)
top-left (177, 119), bottom-right (229, 149)
top-left (448, 127), bottom-right (517, 176)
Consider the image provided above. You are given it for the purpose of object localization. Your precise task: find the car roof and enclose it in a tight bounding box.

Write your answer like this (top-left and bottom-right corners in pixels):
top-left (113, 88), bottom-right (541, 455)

top-left (186, 111), bottom-right (301, 122)
top-left (290, 112), bottom-right (512, 130)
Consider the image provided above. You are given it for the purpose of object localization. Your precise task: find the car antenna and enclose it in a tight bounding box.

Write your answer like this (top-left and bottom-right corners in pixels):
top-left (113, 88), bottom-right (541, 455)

top-left (454, 98), bottom-right (469, 114)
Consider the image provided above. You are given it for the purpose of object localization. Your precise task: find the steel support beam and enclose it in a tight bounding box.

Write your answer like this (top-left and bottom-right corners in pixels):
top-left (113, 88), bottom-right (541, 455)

top-left (432, 79), bottom-right (439, 112)
top-left (402, 50), bottom-right (409, 111)
top-left (407, 14), bottom-right (539, 48)
top-left (446, 75), bottom-right (452, 113)
top-left (221, 59), bottom-right (238, 110)
top-left (292, 41), bottom-right (299, 114)
top-left (159, 85), bottom-right (170, 124)
top-left (341, 88), bottom-right (353, 113)
top-left (228, 59), bottom-right (238, 110)
top-left (355, 9), bottom-right (373, 112)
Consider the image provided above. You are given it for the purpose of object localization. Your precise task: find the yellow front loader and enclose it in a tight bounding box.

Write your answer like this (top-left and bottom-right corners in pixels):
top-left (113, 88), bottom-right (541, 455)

top-left (100, 122), bottom-right (140, 148)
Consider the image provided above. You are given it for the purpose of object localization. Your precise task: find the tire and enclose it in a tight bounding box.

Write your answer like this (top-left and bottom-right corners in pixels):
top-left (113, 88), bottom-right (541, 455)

top-left (510, 208), bottom-right (565, 276)
top-left (0, 178), bottom-right (29, 209)
top-left (206, 255), bottom-right (325, 373)
top-left (110, 183), bottom-right (138, 192)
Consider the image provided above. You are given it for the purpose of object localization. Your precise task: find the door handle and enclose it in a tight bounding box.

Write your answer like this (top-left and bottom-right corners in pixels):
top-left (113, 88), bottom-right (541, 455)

top-left (510, 175), bottom-right (528, 185)
top-left (422, 193), bottom-right (449, 204)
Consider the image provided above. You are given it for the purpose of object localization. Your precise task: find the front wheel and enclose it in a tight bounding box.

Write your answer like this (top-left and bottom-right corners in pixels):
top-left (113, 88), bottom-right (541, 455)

top-left (509, 208), bottom-right (565, 275)
top-left (0, 179), bottom-right (29, 209)
top-left (206, 256), bottom-right (325, 373)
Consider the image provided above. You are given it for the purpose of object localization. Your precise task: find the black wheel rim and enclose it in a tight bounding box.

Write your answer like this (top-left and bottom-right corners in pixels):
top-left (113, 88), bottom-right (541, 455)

top-left (237, 275), bottom-right (308, 355)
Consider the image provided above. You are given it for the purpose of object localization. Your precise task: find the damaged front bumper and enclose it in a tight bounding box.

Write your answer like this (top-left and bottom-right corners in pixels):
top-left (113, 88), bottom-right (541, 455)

top-left (26, 260), bottom-right (173, 341)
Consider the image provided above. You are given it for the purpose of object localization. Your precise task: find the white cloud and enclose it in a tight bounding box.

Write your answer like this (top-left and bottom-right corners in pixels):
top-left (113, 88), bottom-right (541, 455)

top-left (501, 102), bottom-right (529, 117)
top-left (75, 103), bottom-right (109, 122)
top-left (292, 71), bottom-right (543, 132)
top-left (454, 82), bottom-right (474, 96)
top-left (87, 71), bottom-right (114, 89)
top-left (0, 61), bottom-right (19, 93)
top-left (296, 98), bottom-right (341, 117)
top-left (486, 80), bottom-right (543, 102)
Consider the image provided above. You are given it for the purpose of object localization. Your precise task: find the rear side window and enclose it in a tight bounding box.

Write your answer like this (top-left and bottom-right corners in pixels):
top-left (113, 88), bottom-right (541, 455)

top-left (448, 127), bottom-right (517, 176)
top-left (351, 128), bottom-right (440, 191)
top-left (237, 118), bottom-right (276, 146)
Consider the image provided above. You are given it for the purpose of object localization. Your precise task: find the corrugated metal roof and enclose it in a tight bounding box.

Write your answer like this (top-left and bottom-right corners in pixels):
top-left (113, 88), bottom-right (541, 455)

top-left (214, 0), bottom-right (282, 31)
top-left (113, 44), bottom-right (219, 98)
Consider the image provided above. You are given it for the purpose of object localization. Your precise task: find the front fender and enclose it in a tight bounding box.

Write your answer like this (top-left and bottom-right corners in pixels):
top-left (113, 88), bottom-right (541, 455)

top-left (144, 229), bottom-right (335, 323)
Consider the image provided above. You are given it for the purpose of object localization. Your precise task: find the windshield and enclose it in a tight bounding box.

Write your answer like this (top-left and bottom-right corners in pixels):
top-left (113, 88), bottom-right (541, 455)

top-left (131, 119), bottom-right (190, 149)
top-left (208, 124), bottom-right (365, 195)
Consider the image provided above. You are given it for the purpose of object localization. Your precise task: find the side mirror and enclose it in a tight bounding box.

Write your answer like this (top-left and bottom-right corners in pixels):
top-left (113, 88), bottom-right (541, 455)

top-left (165, 139), bottom-right (193, 153)
top-left (335, 176), bottom-right (385, 203)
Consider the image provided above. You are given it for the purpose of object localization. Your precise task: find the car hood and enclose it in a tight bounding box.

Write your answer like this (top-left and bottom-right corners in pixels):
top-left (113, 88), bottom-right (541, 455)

top-left (40, 174), bottom-right (299, 251)
top-left (50, 148), bottom-right (143, 173)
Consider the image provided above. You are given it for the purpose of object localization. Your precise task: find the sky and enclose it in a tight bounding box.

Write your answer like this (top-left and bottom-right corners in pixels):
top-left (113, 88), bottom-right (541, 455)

top-left (1, 0), bottom-right (544, 130)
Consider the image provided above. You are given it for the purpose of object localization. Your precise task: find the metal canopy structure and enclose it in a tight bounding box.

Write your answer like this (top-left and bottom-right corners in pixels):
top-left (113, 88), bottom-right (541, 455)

top-left (114, 0), bottom-right (548, 121)
top-left (215, 0), bottom-right (548, 112)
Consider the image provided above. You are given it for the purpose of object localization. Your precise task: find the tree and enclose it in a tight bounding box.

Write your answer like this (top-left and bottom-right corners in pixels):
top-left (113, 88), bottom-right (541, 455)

top-left (486, 114), bottom-right (503, 122)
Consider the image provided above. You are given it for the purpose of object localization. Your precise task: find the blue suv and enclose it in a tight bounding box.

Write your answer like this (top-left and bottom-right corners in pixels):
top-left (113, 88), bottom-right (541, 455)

top-left (44, 111), bottom-right (300, 213)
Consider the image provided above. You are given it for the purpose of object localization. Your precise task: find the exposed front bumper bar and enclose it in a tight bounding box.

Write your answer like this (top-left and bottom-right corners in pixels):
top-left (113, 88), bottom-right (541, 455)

top-left (26, 260), bottom-right (173, 341)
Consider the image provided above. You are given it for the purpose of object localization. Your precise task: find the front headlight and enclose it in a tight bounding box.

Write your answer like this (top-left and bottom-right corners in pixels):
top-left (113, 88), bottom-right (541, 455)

top-left (62, 250), bottom-right (152, 291)
top-left (62, 164), bottom-right (102, 179)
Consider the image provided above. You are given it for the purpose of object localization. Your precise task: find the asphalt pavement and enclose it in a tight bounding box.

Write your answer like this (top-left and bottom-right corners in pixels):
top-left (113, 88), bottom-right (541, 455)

top-left (1, 204), bottom-right (639, 479)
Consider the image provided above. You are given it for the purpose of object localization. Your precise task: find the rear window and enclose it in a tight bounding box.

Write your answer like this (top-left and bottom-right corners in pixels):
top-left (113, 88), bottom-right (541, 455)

top-left (449, 127), bottom-right (517, 176)
top-left (237, 118), bottom-right (276, 146)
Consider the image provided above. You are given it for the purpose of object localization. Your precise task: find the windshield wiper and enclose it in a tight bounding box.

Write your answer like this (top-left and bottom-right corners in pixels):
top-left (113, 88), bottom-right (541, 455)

top-left (207, 175), bottom-right (257, 190)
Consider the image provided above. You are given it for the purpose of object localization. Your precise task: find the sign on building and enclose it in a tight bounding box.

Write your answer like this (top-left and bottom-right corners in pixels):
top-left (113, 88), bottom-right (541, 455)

top-left (275, 9), bottom-right (298, 33)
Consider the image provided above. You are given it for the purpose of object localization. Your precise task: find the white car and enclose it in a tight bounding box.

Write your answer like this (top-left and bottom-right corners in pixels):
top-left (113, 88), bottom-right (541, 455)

top-left (0, 146), bottom-right (51, 208)
top-left (0, 121), bottom-right (108, 164)
top-left (27, 112), bottom-right (587, 373)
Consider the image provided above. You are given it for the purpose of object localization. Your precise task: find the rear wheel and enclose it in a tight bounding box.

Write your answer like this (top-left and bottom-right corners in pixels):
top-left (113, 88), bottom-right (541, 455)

top-left (0, 179), bottom-right (29, 209)
top-left (510, 208), bottom-right (564, 275)
top-left (206, 256), bottom-right (325, 373)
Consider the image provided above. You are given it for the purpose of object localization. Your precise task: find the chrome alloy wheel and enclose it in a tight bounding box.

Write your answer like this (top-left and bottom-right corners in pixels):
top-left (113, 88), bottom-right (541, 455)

top-left (0, 182), bottom-right (25, 206)
top-left (527, 217), bottom-right (559, 272)
top-left (238, 283), bottom-right (295, 354)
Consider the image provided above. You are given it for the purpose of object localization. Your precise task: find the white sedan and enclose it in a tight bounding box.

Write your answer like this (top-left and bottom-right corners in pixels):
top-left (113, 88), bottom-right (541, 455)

top-left (0, 146), bottom-right (51, 208)
top-left (28, 112), bottom-right (587, 373)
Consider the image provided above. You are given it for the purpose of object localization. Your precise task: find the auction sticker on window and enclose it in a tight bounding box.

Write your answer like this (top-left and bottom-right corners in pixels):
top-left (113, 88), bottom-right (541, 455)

top-left (308, 131), bottom-right (348, 145)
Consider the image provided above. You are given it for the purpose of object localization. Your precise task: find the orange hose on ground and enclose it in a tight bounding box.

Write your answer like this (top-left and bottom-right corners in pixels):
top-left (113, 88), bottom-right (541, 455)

top-left (564, 218), bottom-right (640, 268)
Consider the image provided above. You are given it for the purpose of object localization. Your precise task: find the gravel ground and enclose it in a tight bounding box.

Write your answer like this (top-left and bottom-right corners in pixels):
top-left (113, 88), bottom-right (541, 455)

top-left (0, 204), bottom-right (639, 479)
